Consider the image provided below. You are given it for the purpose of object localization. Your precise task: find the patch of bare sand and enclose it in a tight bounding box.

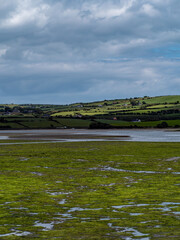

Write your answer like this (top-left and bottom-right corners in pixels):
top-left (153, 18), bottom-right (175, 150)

top-left (0, 129), bottom-right (130, 141)
top-left (9, 134), bottom-right (130, 140)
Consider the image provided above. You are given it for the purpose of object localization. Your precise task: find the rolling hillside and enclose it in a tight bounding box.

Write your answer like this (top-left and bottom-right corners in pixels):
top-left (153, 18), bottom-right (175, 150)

top-left (0, 95), bottom-right (179, 129)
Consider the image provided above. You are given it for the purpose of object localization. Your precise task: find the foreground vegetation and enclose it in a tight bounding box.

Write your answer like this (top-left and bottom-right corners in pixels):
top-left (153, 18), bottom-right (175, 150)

top-left (0, 141), bottom-right (179, 239)
top-left (0, 95), bottom-right (180, 129)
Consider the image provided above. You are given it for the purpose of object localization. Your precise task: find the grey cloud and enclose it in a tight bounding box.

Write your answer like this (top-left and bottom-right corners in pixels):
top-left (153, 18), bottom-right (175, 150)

top-left (0, 0), bottom-right (180, 103)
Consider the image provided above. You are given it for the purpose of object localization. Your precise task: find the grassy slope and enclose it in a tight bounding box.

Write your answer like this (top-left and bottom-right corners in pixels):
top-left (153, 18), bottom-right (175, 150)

top-left (141, 95), bottom-right (180, 104)
top-left (99, 119), bottom-right (180, 127)
top-left (1, 116), bottom-right (179, 129)
top-left (0, 95), bottom-right (179, 129)
top-left (52, 95), bottom-right (180, 117)
top-left (0, 117), bottom-right (91, 129)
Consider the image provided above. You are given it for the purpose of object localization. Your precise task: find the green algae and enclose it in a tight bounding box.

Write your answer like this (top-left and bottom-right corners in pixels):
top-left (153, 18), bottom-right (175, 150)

top-left (0, 141), bottom-right (179, 239)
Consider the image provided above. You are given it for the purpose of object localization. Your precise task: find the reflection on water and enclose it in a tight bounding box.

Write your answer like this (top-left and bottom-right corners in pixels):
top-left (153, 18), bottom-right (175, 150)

top-left (98, 129), bottom-right (180, 142)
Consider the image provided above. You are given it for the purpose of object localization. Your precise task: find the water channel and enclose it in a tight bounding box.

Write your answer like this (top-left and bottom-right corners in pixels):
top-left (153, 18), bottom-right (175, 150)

top-left (0, 129), bottom-right (179, 143)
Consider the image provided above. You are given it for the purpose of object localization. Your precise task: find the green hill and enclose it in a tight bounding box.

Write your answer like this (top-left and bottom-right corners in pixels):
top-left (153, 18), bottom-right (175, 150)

top-left (0, 95), bottom-right (179, 129)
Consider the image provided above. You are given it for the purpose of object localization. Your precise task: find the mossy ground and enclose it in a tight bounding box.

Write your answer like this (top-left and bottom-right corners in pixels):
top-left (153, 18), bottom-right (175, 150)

top-left (0, 141), bottom-right (179, 239)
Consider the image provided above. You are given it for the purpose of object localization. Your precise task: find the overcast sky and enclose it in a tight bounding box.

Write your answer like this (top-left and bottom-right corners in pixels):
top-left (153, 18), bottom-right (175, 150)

top-left (0, 0), bottom-right (180, 104)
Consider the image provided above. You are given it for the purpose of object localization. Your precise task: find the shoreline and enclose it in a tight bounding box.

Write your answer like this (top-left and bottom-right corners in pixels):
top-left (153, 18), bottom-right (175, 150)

top-left (0, 128), bottom-right (179, 142)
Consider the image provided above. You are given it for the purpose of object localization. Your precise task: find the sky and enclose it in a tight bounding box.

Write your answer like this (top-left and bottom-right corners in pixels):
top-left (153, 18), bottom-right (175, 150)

top-left (0, 0), bottom-right (180, 104)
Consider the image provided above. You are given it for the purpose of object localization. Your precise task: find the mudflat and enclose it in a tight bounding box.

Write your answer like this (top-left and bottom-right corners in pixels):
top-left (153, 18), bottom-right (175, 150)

top-left (0, 141), bottom-right (179, 239)
top-left (0, 128), bottom-right (180, 142)
top-left (0, 129), bottom-right (130, 141)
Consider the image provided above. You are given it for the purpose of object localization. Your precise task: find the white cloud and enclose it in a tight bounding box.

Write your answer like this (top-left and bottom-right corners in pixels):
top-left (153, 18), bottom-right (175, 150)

top-left (0, 48), bottom-right (7, 57)
top-left (1, 0), bottom-right (49, 28)
top-left (141, 4), bottom-right (159, 17)
top-left (84, 0), bottom-right (135, 19)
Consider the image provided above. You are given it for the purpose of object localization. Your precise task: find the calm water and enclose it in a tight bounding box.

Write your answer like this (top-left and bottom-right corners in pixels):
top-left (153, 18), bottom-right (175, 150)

top-left (0, 129), bottom-right (180, 142)
top-left (98, 129), bottom-right (180, 142)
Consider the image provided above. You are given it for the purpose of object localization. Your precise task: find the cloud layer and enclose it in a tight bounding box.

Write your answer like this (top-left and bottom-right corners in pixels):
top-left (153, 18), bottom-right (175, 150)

top-left (0, 0), bottom-right (180, 103)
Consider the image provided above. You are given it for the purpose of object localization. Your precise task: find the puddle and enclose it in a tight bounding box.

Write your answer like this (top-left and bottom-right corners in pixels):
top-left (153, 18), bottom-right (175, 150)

top-left (68, 207), bottom-right (102, 213)
top-left (165, 157), bottom-right (180, 161)
top-left (157, 206), bottom-right (171, 212)
top-left (47, 191), bottom-right (72, 196)
top-left (156, 202), bottom-right (180, 213)
top-left (19, 157), bottom-right (29, 161)
top-left (121, 155), bottom-right (134, 157)
top-left (172, 172), bottom-right (180, 175)
top-left (90, 166), bottom-right (180, 175)
top-left (34, 221), bottom-right (54, 231)
top-left (0, 231), bottom-right (31, 237)
top-left (58, 213), bottom-right (74, 219)
top-left (29, 212), bottom-right (39, 215)
top-left (100, 217), bottom-right (111, 221)
top-left (76, 159), bottom-right (88, 162)
top-left (108, 224), bottom-right (149, 238)
top-left (124, 176), bottom-right (139, 184)
top-left (161, 202), bottom-right (180, 206)
top-left (31, 172), bottom-right (43, 176)
top-left (130, 213), bottom-right (143, 216)
top-left (136, 238), bottom-right (150, 240)
top-left (123, 227), bottom-right (149, 238)
top-left (10, 207), bottom-right (28, 210)
top-left (59, 199), bottom-right (66, 205)
top-left (4, 201), bottom-right (14, 205)
top-left (153, 234), bottom-right (166, 238)
top-left (100, 183), bottom-right (115, 187)
top-left (172, 212), bottom-right (180, 215)
top-left (113, 203), bottom-right (149, 209)
top-left (112, 202), bottom-right (180, 216)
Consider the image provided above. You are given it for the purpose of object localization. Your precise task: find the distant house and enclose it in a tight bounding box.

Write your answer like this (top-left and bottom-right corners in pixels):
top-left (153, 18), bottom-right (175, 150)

top-left (72, 104), bottom-right (83, 108)
top-left (74, 114), bottom-right (83, 118)
top-left (12, 108), bottom-right (20, 114)
top-left (4, 112), bottom-right (12, 116)
top-left (132, 119), bottom-right (141, 122)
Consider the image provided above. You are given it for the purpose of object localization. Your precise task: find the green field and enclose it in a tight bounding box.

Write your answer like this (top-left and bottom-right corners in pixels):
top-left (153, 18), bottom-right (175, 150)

top-left (0, 117), bottom-right (91, 129)
top-left (52, 95), bottom-right (180, 117)
top-left (0, 117), bottom-right (180, 129)
top-left (140, 95), bottom-right (180, 104)
top-left (99, 119), bottom-right (180, 128)
top-left (0, 141), bottom-right (179, 239)
top-left (0, 95), bottom-right (179, 129)
top-left (51, 95), bottom-right (180, 126)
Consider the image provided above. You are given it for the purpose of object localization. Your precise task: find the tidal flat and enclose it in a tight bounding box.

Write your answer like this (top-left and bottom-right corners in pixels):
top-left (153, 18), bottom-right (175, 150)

top-left (0, 141), bottom-right (179, 239)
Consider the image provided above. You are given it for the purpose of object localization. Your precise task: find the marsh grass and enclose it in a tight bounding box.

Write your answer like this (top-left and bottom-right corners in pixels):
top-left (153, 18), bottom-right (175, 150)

top-left (0, 141), bottom-right (179, 239)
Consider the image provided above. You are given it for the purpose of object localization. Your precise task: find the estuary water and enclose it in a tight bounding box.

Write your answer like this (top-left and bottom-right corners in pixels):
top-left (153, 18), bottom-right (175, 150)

top-left (0, 129), bottom-right (179, 142)
top-left (97, 129), bottom-right (180, 142)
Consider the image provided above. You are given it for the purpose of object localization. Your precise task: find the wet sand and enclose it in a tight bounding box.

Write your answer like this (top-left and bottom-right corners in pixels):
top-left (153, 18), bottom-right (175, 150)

top-left (0, 129), bottom-right (179, 142)
top-left (0, 129), bottom-right (130, 141)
